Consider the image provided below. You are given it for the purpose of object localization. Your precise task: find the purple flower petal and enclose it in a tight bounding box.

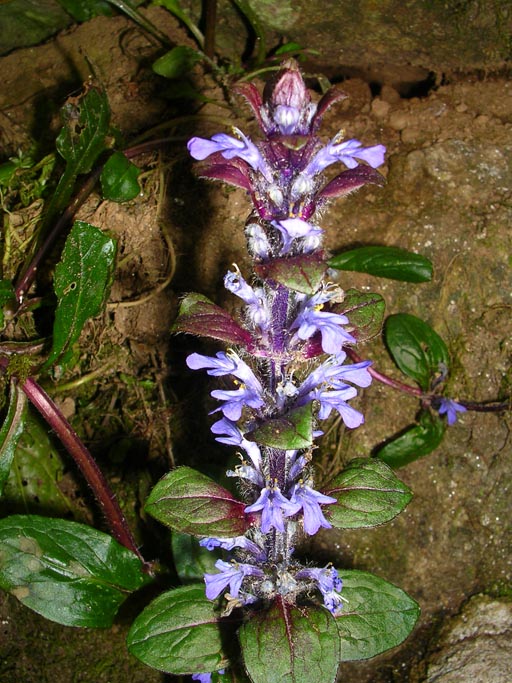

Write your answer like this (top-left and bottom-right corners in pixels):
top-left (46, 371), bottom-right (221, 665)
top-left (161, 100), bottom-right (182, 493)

top-left (286, 483), bottom-right (336, 535)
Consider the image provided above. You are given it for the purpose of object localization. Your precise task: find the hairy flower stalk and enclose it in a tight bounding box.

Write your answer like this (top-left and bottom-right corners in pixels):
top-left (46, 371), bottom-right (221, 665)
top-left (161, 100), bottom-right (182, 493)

top-left (186, 61), bottom-right (385, 624)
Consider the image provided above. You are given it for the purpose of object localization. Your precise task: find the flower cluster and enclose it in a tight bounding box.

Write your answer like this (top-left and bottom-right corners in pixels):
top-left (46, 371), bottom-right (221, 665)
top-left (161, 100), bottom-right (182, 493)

top-left (186, 61), bottom-right (385, 630)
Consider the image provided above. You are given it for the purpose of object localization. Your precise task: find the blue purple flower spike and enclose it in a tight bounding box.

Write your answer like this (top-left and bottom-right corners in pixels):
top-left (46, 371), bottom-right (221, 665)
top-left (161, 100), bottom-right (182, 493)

top-left (186, 60), bottom-right (385, 619)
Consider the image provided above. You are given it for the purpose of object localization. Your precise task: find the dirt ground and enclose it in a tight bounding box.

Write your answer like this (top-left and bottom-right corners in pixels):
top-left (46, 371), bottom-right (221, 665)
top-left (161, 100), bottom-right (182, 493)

top-left (0, 7), bottom-right (511, 683)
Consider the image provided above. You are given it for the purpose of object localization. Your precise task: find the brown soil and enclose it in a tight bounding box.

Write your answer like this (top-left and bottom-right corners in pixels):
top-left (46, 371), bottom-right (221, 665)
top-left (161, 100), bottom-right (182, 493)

top-left (0, 7), bottom-right (510, 683)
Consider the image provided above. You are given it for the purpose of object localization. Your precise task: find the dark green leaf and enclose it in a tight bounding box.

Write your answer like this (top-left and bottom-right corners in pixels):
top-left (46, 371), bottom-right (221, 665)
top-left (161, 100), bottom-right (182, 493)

top-left (145, 466), bottom-right (248, 537)
top-left (56, 86), bottom-right (111, 171)
top-left (239, 597), bottom-right (340, 683)
top-left (57, 0), bottom-right (112, 21)
top-left (172, 292), bottom-right (253, 348)
top-left (248, 404), bottom-right (313, 450)
top-left (43, 221), bottom-right (116, 371)
top-left (0, 279), bottom-right (15, 329)
top-left (0, 412), bottom-right (86, 519)
top-left (0, 515), bottom-right (150, 627)
top-left (324, 458), bottom-right (412, 529)
top-left (43, 87), bottom-right (111, 227)
top-left (153, 45), bottom-right (203, 79)
top-left (171, 531), bottom-right (219, 583)
top-left (254, 253), bottom-right (327, 295)
top-left (329, 246), bottom-right (433, 282)
top-left (337, 570), bottom-right (420, 660)
top-left (384, 313), bottom-right (450, 390)
top-left (274, 42), bottom-right (304, 55)
top-left (0, 381), bottom-right (27, 496)
top-left (100, 151), bottom-right (140, 201)
top-left (334, 289), bottom-right (385, 342)
top-left (376, 410), bottom-right (446, 467)
top-left (127, 584), bottom-right (229, 674)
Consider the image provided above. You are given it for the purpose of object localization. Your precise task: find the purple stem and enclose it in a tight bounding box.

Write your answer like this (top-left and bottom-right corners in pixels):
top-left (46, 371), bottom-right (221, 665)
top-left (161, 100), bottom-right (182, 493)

top-left (344, 346), bottom-right (423, 397)
top-left (3, 363), bottom-right (148, 569)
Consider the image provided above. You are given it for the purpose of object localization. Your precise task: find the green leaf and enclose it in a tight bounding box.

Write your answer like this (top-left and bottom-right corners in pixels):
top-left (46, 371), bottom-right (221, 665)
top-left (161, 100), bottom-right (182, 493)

top-left (248, 404), bottom-right (313, 450)
top-left (239, 597), bottom-right (340, 683)
top-left (329, 246), bottom-right (433, 282)
top-left (152, 0), bottom-right (205, 47)
top-left (145, 466), bottom-right (248, 537)
top-left (337, 570), bottom-right (420, 660)
top-left (0, 381), bottom-right (27, 497)
top-left (0, 515), bottom-right (150, 627)
top-left (0, 412), bottom-right (86, 519)
top-left (43, 221), bottom-right (116, 371)
top-left (152, 45), bottom-right (203, 79)
top-left (0, 279), bottom-right (15, 330)
top-left (324, 458), bottom-right (412, 529)
top-left (274, 42), bottom-right (304, 56)
top-left (171, 531), bottom-right (219, 583)
top-left (172, 292), bottom-right (253, 348)
top-left (100, 151), bottom-right (140, 201)
top-left (57, 0), bottom-right (112, 21)
top-left (376, 410), bottom-right (446, 467)
top-left (334, 289), bottom-right (385, 343)
top-left (384, 313), bottom-right (450, 390)
top-left (254, 253), bottom-right (327, 294)
top-left (44, 86), bottom-right (111, 227)
top-left (127, 584), bottom-right (229, 674)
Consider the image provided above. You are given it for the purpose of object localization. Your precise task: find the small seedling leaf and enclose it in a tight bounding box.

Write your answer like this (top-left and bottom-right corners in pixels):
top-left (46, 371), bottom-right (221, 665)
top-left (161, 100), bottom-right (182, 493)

top-left (329, 246), bottom-right (432, 282)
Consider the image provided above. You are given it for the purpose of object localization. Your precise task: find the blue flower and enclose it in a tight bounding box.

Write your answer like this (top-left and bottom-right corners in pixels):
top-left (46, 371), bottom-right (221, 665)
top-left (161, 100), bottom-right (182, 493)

top-left (436, 397), bottom-right (466, 425)
top-left (304, 137), bottom-right (386, 177)
top-left (297, 354), bottom-right (372, 395)
top-left (199, 535), bottom-right (267, 561)
top-left (187, 351), bottom-right (264, 420)
top-left (192, 670), bottom-right (225, 683)
top-left (188, 129), bottom-right (272, 180)
top-left (204, 559), bottom-right (264, 600)
top-left (210, 417), bottom-right (262, 469)
top-left (271, 218), bottom-right (323, 254)
top-left (286, 482), bottom-right (336, 535)
top-left (224, 268), bottom-right (270, 331)
top-left (296, 566), bottom-right (344, 615)
top-left (291, 304), bottom-right (356, 354)
top-left (211, 385), bottom-right (264, 421)
top-left (245, 483), bottom-right (300, 534)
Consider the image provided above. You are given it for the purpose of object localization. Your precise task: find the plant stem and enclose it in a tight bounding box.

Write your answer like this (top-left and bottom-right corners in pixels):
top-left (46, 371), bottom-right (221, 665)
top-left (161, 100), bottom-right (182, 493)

top-left (203, 0), bottom-right (217, 60)
top-left (344, 346), bottom-right (423, 397)
top-left (15, 370), bottom-right (148, 569)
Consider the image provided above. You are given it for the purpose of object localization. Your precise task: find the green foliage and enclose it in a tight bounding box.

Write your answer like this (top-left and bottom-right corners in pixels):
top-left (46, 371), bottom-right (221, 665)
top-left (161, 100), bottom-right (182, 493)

top-left (254, 253), bottom-right (327, 295)
top-left (385, 313), bottom-right (450, 391)
top-left (145, 466), bottom-right (248, 537)
top-left (0, 412), bottom-right (81, 518)
top-left (337, 570), bottom-right (420, 660)
top-left (239, 599), bottom-right (340, 683)
top-left (152, 45), bottom-right (203, 78)
top-left (42, 220), bottom-right (117, 371)
top-left (0, 515), bottom-right (150, 627)
top-left (45, 87), bottom-right (112, 226)
top-left (57, 0), bottom-right (112, 21)
top-left (0, 381), bottom-right (26, 496)
top-left (325, 458), bottom-right (412, 528)
top-left (248, 404), bottom-right (313, 449)
top-left (376, 410), bottom-right (446, 467)
top-left (100, 151), bottom-right (141, 201)
top-left (127, 584), bottom-right (229, 674)
top-left (171, 531), bottom-right (220, 583)
top-left (335, 289), bottom-right (385, 342)
top-left (329, 246), bottom-right (433, 283)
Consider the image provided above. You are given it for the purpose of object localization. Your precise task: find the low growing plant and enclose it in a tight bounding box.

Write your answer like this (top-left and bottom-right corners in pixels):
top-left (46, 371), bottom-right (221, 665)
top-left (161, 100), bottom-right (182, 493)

top-left (0, 54), bottom-right (508, 683)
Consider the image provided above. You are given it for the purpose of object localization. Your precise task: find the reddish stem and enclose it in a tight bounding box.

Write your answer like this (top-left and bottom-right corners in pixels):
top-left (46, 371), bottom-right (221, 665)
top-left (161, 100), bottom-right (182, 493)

top-left (15, 370), bottom-right (148, 569)
top-left (344, 346), bottom-right (423, 397)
